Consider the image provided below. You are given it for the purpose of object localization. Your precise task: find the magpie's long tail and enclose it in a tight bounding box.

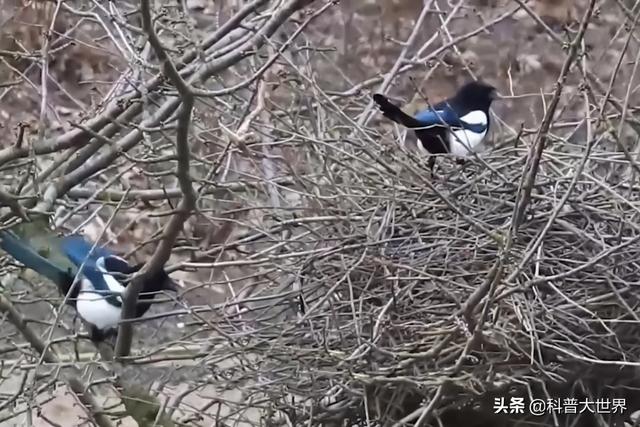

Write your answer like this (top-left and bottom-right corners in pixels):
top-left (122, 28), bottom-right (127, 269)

top-left (372, 94), bottom-right (424, 128)
top-left (0, 230), bottom-right (70, 287)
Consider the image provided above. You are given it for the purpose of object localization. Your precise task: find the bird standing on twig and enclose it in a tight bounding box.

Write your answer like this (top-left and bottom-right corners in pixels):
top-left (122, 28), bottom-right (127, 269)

top-left (373, 81), bottom-right (497, 170)
top-left (0, 223), bottom-right (179, 342)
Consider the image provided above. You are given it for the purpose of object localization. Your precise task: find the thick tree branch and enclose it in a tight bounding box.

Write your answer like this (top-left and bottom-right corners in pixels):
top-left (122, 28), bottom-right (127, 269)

top-left (114, 0), bottom-right (197, 358)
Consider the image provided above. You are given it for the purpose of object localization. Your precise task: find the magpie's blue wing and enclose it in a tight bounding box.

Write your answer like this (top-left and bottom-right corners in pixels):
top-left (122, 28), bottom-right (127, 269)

top-left (415, 101), bottom-right (488, 134)
top-left (60, 235), bottom-right (115, 267)
top-left (414, 104), bottom-right (463, 128)
top-left (60, 235), bottom-right (122, 305)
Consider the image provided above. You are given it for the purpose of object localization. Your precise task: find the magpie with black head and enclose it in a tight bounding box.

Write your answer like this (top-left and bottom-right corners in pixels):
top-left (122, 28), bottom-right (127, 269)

top-left (373, 81), bottom-right (497, 169)
top-left (0, 225), bottom-right (179, 343)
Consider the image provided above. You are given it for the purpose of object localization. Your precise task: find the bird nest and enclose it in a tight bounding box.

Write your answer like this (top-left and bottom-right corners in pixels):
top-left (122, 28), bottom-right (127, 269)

top-left (199, 142), bottom-right (640, 426)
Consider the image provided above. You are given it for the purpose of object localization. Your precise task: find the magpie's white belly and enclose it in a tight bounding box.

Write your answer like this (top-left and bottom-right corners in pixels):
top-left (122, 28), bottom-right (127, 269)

top-left (448, 128), bottom-right (486, 157)
top-left (76, 293), bottom-right (122, 330)
top-left (76, 277), bottom-right (124, 330)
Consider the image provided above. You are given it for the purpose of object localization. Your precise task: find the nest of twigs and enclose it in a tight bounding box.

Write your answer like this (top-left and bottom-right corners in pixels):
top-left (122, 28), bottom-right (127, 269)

top-left (200, 139), bottom-right (640, 426)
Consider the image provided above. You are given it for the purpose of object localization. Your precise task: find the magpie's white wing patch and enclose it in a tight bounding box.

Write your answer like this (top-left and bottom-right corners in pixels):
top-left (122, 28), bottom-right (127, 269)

top-left (459, 110), bottom-right (487, 126)
top-left (82, 257), bottom-right (124, 310)
top-left (447, 110), bottom-right (488, 156)
top-left (95, 257), bottom-right (126, 293)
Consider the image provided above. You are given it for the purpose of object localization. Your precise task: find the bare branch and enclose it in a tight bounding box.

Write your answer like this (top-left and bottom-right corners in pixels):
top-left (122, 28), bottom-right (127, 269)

top-left (511, 0), bottom-right (597, 229)
top-left (114, 0), bottom-right (197, 358)
top-left (0, 292), bottom-right (115, 427)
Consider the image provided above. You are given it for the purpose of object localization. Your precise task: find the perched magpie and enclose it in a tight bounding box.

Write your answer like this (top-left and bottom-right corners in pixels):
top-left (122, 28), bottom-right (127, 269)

top-left (373, 81), bottom-right (497, 167)
top-left (0, 228), bottom-right (178, 342)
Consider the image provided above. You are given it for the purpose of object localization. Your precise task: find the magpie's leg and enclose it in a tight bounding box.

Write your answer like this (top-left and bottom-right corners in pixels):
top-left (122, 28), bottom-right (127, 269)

top-left (72, 312), bottom-right (80, 335)
top-left (105, 329), bottom-right (118, 347)
top-left (73, 330), bottom-right (81, 361)
top-left (427, 156), bottom-right (436, 175)
top-left (89, 325), bottom-right (106, 344)
top-left (88, 327), bottom-right (117, 359)
top-left (71, 313), bottom-right (83, 359)
top-left (298, 293), bottom-right (306, 315)
top-left (455, 157), bottom-right (468, 174)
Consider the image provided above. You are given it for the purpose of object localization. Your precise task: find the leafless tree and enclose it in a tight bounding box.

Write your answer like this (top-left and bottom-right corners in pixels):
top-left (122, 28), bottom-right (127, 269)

top-left (2, 0), bottom-right (640, 426)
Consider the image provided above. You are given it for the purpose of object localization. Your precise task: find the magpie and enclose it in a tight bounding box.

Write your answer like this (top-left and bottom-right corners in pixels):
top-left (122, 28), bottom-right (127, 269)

top-left (0, 227), bottom-right (179, 342)
top-left (373, 81), bottom-right (497, 168)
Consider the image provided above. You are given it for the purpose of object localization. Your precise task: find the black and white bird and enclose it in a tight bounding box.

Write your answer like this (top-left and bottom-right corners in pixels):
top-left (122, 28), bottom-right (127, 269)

top-left (0, 227), bottom-right (179, 342)
top-left (373, 81), bottom-right (497, 166)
